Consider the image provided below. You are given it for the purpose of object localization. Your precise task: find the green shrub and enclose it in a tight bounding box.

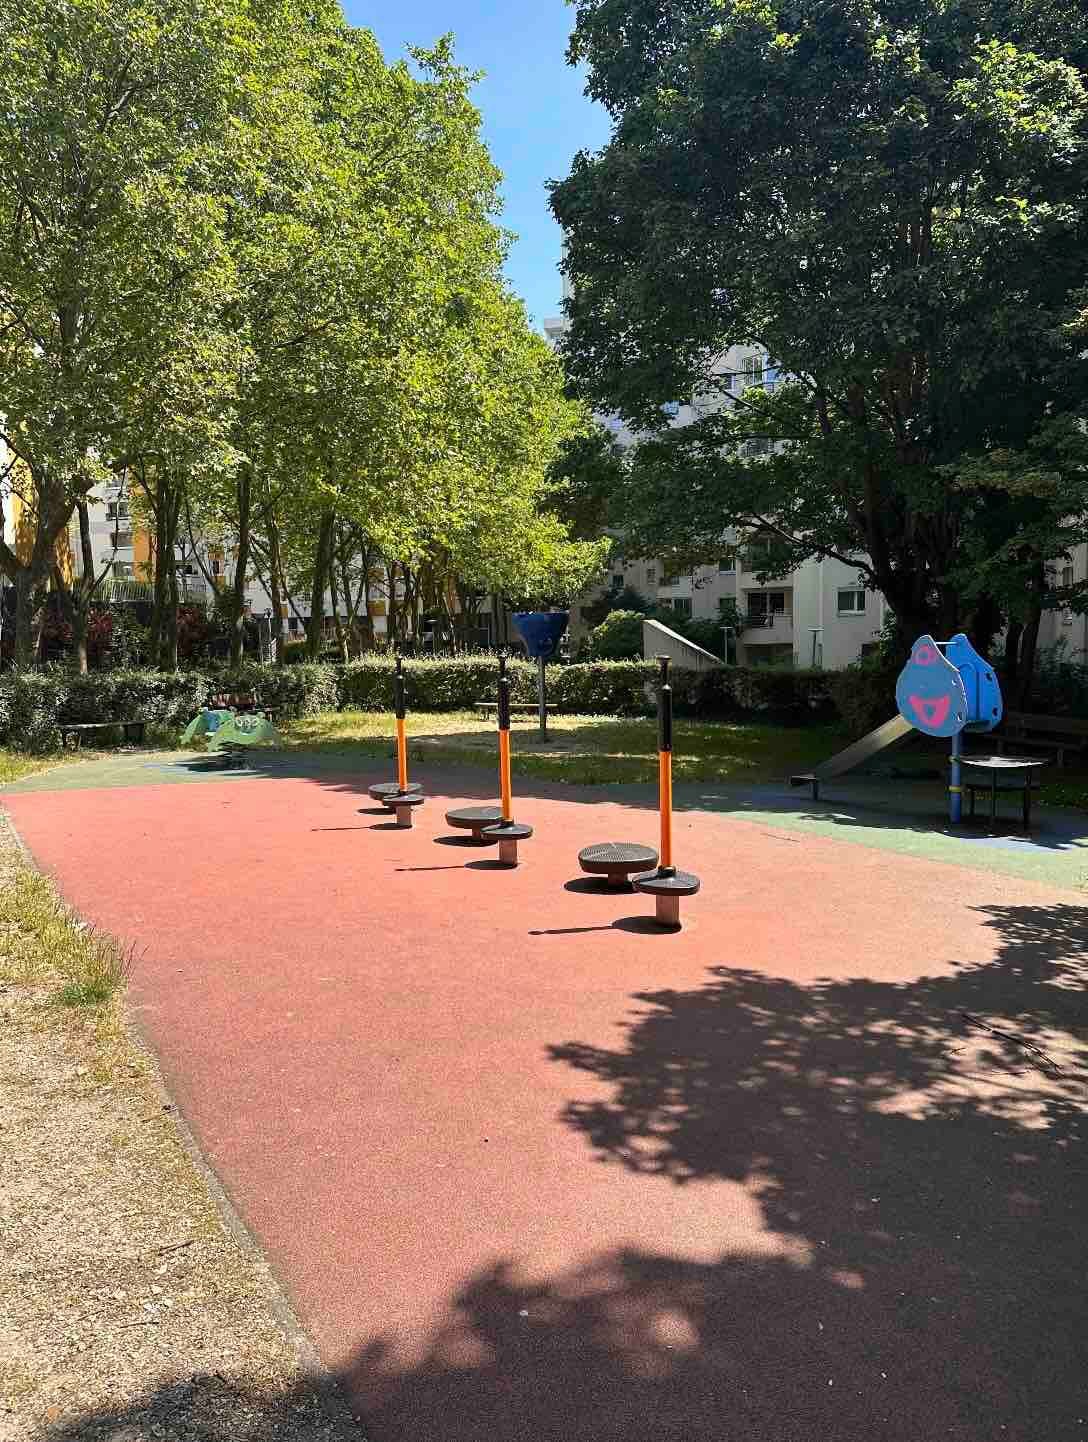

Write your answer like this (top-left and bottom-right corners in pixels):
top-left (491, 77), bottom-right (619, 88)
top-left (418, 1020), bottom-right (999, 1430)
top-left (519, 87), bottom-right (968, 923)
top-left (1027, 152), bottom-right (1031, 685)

top-left (337, 654), bottom-right (539, 712)
top-left (220, 662), bottom-right (339, 717)
top-left (1030, 640), bottom-right (1088, 716)
top-left (551, 660), bottom-right (656, 715)
top-left (1, 671), bottom-right (69, 751)
top-left (829, 656), bottom-right (900, 735)
top-left (0, 655), bottom-right (839, 753)
top-left (672, 616), bottom-right (727, 657)
top-left (0, 662), bottom-right (336, 751)
top-left (583, 611), bottom-right (646, 661)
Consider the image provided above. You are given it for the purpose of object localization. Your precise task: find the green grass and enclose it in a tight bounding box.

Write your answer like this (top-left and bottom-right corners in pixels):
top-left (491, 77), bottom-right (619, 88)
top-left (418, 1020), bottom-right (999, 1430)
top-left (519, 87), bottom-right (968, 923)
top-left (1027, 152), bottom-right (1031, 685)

top-left (1039, 772), bottom-right (1088, 812)
top-left (281, 708), bottom-right (1088, 809)
top-left (0, 864), bottom-right (130, 1008)
top-left (0, 749), bottom-right (85, 786)
top-left (283, 709), bottom-right (851, 787)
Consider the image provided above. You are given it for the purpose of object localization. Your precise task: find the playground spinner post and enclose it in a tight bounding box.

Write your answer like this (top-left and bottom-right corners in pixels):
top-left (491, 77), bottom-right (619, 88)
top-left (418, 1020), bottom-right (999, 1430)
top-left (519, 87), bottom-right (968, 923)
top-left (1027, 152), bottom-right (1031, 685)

top-left (658, 655), bottom-right (674, 874)
top-left (498, 652), bottom-right (513, 823)
top-left (395, 657), bottom-right (409, 793)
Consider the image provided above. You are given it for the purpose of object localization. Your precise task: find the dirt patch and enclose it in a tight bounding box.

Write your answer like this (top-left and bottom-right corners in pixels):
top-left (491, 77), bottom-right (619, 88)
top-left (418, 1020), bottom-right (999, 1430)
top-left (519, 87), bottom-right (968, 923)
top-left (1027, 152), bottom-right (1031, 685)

top-left (0, 818), bottom-right (361, 1442)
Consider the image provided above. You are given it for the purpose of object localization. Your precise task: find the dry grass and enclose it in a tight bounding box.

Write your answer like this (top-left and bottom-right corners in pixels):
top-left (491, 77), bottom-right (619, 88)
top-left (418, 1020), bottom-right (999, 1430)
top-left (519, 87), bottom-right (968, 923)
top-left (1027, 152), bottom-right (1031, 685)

top-left (0, 817), bottom-right (359, 1441)
top-left (0, 866), bottom-right (130, 1010)
top-left (0, 750), bottom-right (85, 787)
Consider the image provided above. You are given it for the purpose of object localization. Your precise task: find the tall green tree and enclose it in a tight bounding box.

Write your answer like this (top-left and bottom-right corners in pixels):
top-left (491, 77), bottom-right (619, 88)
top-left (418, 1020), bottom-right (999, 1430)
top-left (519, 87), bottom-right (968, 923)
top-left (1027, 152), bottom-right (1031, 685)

top-left (0, 0), bottom-right (255, 663)
top-left (552, 0), bottom-right (1088, 667)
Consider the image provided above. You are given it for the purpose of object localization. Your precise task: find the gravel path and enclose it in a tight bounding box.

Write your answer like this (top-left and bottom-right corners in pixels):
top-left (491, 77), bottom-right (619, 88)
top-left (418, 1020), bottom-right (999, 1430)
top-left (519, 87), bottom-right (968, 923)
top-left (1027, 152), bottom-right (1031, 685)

top-left (0, 820), bottom-right (363, 1442)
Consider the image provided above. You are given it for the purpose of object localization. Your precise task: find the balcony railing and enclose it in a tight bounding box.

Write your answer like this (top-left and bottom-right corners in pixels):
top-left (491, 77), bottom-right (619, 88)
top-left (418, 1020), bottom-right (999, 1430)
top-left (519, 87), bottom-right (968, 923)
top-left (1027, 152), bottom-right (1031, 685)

top-left (743, 611), bottom-right (794, 636)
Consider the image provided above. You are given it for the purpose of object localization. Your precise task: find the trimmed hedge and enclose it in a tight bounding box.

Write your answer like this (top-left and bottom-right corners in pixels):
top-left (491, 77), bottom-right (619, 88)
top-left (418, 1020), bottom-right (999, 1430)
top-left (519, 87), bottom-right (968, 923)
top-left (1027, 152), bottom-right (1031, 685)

top-left (829, 659), bottom-right (901, 736)
top-left (337, 655), bottom-right (541, 712)
top-left (0, 662), bottom-right (338, 751)
top-left (0, 656), bottom-right (836, 752)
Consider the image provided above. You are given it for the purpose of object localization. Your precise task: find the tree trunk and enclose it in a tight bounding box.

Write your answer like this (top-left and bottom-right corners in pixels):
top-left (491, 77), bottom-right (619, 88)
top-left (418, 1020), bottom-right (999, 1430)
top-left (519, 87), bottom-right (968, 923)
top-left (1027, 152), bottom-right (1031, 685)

top-left (164, 548), bottom-right (180, 671)
top-left (228, 468), bottom-right (253, 669)
top-left (1004, 619), bottom-right (1024, 697)
top-left (386, 562), bottom-right (401, 648)
top-left (327, 543), bottom-right (349, 664)
top-left (306, 512), bottom-right (334, 660)
top-left (266, 519), bottom-right (286, 665)
top-left (158, 483), bottom-right (182, 671)
top-left (71, 500), bottom-right (99, 674)
top-left (13, 571), bottom-right (39, 668)
top-left (148, 473), bottom-right (168, 664)
top-left (1012, 566), bottom-right (1046, 710)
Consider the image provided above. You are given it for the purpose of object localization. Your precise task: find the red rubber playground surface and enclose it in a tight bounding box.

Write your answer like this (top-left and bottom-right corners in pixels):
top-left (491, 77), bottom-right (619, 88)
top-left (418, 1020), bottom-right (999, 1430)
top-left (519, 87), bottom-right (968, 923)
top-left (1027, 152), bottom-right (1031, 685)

top-left (7, 764), bottom-right (1088, 1441)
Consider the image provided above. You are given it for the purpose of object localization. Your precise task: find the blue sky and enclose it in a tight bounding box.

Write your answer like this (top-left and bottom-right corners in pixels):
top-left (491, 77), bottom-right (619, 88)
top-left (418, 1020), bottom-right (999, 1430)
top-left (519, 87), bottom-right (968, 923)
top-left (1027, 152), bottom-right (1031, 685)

top-left (343, 0), bottom-right (611, 329)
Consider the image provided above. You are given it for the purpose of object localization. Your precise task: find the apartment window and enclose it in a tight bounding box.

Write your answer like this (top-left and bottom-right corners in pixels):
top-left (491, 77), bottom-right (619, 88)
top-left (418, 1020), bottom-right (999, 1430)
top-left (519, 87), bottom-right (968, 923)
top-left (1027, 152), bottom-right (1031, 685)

top-left (645, 565), bottom-right (657, 587)
top-left (661, 568), bottom-right (680, 588)
top-left (718, 557), bottom-right (735, 574)
top-left (111, 530), bottom-right (133, 548)
top-left (610, 573), bottom-right (624, 593)
top-left (106, 501), bottom-right (130, 521)
top-left (111, 560), bottom-right (135, 579)
top-left (747, 642), bottom-right (794, 667)
top-left (1062, 564), bottom-right (1075, 623)
top-left (288, 616), bottom-right (300, 634)
top-left (837, 588), bottom-right (867, 615)
top-left (741, 437), bottom-right (772, 458)
top-left (665, 597), bottom-right (692, 618)
top-left (742, 355), bottom-right (764, 388)
top-left (211, 557), bottom-right (222, 577)
top-left (747, 590), bottom-right (787, 624)
top-left (661, 401), bottom-right (680, 419)
top-left (743, 537), bottom-right (791, 573)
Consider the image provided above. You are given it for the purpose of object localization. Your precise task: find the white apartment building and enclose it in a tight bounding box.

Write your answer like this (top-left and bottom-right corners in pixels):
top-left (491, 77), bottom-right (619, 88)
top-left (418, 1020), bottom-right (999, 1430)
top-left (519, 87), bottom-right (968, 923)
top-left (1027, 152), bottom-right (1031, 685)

top-left (543, 313), bottom-right (892, 667)
top-left (1038, 543), bottom-right (1088, 661)
top-left (64, 476), bottom-right (395, 650)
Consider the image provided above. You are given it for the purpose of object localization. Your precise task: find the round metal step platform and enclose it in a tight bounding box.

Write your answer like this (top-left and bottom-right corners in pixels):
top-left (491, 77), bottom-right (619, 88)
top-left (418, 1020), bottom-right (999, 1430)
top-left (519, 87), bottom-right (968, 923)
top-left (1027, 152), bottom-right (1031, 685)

top-left (633, 867), bottom-right (701, 897)
top-left (481, 819), bottom-right (533, 867)
top-left (388, 790), bottom-right (426, 828)
top-left (369, 780), bottom-right (422, 809)
top-left (444, 805), bottom-right (503, 843)
top-left (481, 821), bottom-right (533, 841)
top-left (633, 866), bottom-right (701, 929)
top-left (578, 841), bottom-right (659, 888)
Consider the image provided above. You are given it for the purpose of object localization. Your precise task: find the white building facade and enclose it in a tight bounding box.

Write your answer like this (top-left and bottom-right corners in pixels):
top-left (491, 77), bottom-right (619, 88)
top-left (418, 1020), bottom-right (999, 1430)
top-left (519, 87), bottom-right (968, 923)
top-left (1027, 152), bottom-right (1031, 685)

top-left (542, 318), bottom-right (891, 668)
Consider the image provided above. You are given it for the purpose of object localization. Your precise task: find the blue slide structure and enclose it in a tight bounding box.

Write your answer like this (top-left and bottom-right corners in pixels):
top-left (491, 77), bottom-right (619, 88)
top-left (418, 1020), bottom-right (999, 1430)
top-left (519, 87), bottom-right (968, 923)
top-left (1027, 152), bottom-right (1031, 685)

top-left (792, 633), bottom-right (1002, 820)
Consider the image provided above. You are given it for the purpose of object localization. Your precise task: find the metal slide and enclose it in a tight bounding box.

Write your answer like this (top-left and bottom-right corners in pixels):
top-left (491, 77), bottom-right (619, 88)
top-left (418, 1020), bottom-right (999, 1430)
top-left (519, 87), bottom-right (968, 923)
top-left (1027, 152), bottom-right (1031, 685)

top-left (791, 713), bottom-right (915, 800)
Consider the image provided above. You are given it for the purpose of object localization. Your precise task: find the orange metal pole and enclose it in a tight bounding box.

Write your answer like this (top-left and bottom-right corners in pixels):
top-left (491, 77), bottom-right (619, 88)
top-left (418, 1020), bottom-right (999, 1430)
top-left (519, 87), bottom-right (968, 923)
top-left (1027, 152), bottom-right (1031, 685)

top-left (659, 750), bottom-right (673, 868)
top-left (499, 729), bottom-right (513, 822)
top-left (396, 717), bottom-right (408, 791)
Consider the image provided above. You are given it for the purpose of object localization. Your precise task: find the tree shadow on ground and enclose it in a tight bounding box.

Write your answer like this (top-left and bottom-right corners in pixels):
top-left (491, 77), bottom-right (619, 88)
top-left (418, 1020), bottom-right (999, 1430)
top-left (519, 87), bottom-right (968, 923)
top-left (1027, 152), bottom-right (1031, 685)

top-left (47, 905), bottom-right (1088, 1442)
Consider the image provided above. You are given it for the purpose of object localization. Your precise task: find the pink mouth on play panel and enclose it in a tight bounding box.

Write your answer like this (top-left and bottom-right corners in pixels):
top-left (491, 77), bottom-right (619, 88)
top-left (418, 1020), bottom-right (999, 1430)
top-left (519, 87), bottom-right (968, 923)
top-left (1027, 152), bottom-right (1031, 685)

top-left (909, 694), bottom-right (950, 728)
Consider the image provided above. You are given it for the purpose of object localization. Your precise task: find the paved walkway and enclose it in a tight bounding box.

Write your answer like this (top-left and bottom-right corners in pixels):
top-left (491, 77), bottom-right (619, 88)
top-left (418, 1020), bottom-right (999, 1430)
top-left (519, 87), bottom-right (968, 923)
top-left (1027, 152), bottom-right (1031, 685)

top-left (5, 754), bottom-right (1088, 1440)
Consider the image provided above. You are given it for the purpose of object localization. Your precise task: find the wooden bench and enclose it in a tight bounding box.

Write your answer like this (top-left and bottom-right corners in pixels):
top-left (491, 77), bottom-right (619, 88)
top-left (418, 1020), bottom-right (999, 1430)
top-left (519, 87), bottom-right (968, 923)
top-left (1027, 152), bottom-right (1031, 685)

top-left (997, 712), bottom-right (1088, 768)
top-left (473, 701), bottom-right (552, 717)
top-left (208, 693), bottom-right (278, 722)
top-left (62, 720), bottom-right (147, 750)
